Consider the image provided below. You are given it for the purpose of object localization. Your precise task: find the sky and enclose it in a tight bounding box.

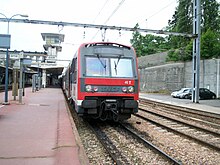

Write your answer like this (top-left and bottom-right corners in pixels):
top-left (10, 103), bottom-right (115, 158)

top-left (0, 0), bottom-right (179, 66)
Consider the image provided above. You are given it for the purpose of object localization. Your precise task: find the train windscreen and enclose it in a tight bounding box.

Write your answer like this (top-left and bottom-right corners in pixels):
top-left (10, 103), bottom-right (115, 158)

top-left (85, 56), bottom-right (134, 78)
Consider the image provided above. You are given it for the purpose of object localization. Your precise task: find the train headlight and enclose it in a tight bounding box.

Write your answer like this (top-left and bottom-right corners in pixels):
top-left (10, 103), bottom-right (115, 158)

top-left (122, 87), bottom-right (127, 93)
top-left (85, 85), bottom-right (92, 92)
top-left (127, 86), bottom-right (134, 93)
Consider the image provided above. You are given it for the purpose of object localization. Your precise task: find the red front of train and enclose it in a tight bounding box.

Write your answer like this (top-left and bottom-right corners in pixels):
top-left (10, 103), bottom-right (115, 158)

top-left (70, 42), bottom-right (139, 121)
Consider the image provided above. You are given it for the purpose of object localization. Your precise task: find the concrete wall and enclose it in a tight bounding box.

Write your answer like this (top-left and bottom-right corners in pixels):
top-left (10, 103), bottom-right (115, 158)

top-left (138, 52), bottom-right (168, 68)
top-left (139, 63), bottom-right (185, 92)
top-left (138, 52), bottom-right (184, 92)
top-left (138, 55), bottom-right (220, 98)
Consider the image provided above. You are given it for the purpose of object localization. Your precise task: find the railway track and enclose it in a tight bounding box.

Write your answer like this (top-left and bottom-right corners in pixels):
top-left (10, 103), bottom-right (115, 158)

top-left (140, 98), bottom-right (220, 125)
top-left (69, 99), bottom-right (181, 165)
top-left (66, 93), bottom-right (220, 164)
top-left (138, 99), bottom-right (220, 152)
top-left (88, 121), bottom-right (181, 165)
top-left (87, 122), bottom-right (130, 165)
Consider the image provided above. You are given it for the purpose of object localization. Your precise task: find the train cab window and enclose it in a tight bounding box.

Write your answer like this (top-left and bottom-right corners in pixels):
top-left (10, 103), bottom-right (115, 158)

top-left (111, 58), bottom-right (133, 77)
top-left (85, 56), bottom-right (134, 78)
top-left (86, 57), bottom-right (110, 77)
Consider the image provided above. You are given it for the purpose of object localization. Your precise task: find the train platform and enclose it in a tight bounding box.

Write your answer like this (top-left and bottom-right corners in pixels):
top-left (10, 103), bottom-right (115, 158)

top-left (0, 88), bottom-right (89, 165)
top-left (140, 93), bottom-right (220, 115)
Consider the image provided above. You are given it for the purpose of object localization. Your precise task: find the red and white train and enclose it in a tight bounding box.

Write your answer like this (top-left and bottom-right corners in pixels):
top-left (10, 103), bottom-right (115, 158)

top-left (62, 42), bottom-right (139, 121)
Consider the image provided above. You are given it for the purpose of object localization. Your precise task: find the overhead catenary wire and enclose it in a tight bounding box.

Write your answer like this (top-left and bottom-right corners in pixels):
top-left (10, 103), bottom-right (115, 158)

top-left (141, 0), bottom-right (193, 29)
top-left (138, 0), bottom-right (219, 31)
top-left (82, 0), bottom-right (110, 40)
top-left (145, 0), bottom-right (177, 23)
top-left (92, 0), bottom-right (110, 23)
top-left (104, 0), bottom-right (125, 25)
top-left (0, 18), bottom-right (195, 38)
top-left (119, 0), bottom-right (177, 29)
top-left (90, 0), bottom-right (126, 41)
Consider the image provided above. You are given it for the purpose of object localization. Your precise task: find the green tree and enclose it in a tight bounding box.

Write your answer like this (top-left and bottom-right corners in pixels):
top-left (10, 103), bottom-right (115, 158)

top-left (201, 29), bottom-right (220, 59)
top-left (131, 24), bottom-right (170, 57)
top-left (166, 0), bottom-right (220, 61)
top-left (142, 34), bottom-right (169, 54)
top-left (130, 24), bottom-right (144, 57)
top-left (131, 1), bottom-right (220, 60)
top-left (166, 49), bottom-right (180, 62)
top-left (201, 0), bottom-right (220, 32)
top-left (167, 0), bottom-right (192, 49)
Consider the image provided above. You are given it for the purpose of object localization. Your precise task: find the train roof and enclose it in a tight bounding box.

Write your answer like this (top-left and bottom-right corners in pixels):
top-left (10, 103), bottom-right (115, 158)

top-left (79, 42), bottom-right (132, 50)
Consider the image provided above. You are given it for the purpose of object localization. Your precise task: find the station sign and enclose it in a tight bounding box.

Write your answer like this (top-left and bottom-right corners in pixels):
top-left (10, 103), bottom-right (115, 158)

top-left (0, 34), bottom-right (11, 49)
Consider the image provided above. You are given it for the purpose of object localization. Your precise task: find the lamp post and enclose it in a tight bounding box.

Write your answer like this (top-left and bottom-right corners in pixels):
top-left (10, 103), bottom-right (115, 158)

top-left (0, 13), bottom-right (28, 104)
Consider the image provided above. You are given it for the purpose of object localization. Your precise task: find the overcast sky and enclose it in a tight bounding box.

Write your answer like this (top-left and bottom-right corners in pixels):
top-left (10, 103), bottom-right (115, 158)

top-left (1, 0), bottom-right (180, 65)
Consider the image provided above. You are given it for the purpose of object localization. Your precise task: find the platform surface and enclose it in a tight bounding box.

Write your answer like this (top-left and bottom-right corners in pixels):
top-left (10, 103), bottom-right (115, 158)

top-left (0, 88), bottom-right (89, 165)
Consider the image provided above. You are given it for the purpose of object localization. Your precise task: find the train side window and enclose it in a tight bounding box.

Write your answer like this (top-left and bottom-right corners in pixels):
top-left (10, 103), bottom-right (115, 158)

top-left (71, 58), bottom-right (77, 83)
top-left (74, 58), bottom-right (77, 83)
top-left (70, 60), bottom-right (74, 83)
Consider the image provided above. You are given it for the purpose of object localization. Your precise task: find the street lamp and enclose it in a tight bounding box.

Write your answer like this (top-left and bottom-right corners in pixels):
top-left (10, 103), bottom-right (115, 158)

top-left (0, 13), bottom-right (28, 105)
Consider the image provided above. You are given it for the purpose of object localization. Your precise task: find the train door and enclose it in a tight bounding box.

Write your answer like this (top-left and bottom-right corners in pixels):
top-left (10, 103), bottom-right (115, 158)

top-left (71, 58), bottom-right (77, 102)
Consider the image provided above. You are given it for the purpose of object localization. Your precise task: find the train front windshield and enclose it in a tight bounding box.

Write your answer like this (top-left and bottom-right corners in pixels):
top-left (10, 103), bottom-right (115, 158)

top-left (85, 56), bottom-right (134, 78)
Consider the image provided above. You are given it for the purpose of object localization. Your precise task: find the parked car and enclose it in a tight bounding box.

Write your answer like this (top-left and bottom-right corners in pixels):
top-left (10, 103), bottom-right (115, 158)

top-left (171, 88), bottom-right (191, 98)
top-left (189, 88), bottom-right (216, 100)
top-left (178, 88), bottom-right (192, 99)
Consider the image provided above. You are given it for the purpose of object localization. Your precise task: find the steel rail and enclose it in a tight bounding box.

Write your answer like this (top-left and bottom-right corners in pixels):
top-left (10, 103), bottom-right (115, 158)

top-left (119, 122), bottom-right (182, 165)
top-left (140, 103), bottom-right (220, 129)
top-left (139, 107), bottom-right (220, 137)
top-left (134, 110), bottom-right (220, 152)
top-left (87, 122), bottom-right (128, 165)
top-left (140, 98), bottom-right (220, 120)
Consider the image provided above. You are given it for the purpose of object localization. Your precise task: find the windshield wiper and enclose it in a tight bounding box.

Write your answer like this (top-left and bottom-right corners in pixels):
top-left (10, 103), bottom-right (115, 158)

top-left (114, 55), bottom-right (121, 75)
top-left (96, 54), bottom-right (106, 69)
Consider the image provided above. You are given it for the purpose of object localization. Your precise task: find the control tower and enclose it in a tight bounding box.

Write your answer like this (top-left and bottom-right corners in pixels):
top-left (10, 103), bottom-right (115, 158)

top-left (41, 33), bottom-right (65, 87)
top-left (41, 33), bottom-right (64, 63)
